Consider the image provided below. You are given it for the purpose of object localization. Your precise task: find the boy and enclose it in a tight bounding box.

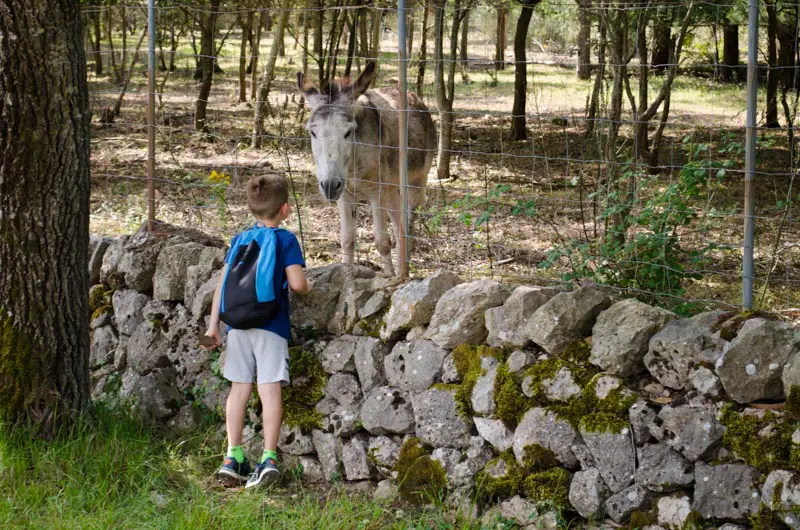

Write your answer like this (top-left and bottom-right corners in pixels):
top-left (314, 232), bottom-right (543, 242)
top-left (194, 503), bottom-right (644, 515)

top-left (202, 174), bottom-right (311, 489)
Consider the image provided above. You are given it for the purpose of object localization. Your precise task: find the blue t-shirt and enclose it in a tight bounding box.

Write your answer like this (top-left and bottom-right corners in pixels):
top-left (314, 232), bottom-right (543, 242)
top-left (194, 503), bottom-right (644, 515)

top-left (224, 226), bottom-right (305, 340)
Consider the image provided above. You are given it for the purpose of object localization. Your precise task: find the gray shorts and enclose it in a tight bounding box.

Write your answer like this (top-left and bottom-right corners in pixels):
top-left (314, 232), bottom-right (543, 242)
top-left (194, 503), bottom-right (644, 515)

top-left (223, 328), bottom-right (290, 386)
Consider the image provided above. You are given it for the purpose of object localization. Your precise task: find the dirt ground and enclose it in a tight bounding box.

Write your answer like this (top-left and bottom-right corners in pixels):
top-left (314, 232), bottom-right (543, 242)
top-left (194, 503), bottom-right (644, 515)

top-left (87, 21), bottom-right (800, 319)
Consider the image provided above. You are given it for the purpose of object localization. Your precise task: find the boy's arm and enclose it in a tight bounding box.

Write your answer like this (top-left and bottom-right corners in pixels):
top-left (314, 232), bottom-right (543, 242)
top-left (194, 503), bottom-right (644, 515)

top-left (286, 264), bottom-right (312, 295)
top-left (203, 264), bottom-right (228, 349)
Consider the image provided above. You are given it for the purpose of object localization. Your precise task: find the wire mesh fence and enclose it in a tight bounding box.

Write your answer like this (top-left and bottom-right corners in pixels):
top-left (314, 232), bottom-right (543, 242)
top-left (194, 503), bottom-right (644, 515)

top-left (82, 1), bottom-right (799, 319)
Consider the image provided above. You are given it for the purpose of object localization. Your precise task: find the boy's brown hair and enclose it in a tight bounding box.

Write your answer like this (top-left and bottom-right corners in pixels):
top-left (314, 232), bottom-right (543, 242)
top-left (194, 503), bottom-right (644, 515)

top-left (247, 174), bottom-right (289, 219)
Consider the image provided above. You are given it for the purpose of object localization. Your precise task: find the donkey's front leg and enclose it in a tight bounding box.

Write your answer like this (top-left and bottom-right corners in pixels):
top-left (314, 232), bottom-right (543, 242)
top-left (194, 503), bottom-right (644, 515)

top-left (386, 205), bottom-right (408, 278)
top-left (371, 198), bottom-right (394, 277)
top-left (337, 192), bottom-right (357, 265)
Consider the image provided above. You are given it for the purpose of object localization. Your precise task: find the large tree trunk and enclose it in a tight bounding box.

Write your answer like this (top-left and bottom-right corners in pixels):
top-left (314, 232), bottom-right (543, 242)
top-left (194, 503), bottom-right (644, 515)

top-left (778, 22), bottom-right (797, 92)
top-left (576, 0), bottom-right (591, 80)
top-left (314, 0), bottom-right (324, 58)
top-left (721, 24), bottom-right (739, 82)
top-left (510, 0), bottom-right (540, 141)
top-left (766, 0), bottom-right (780, 128)
top-left (253, 0), bottom-right (291, 147)
top-left (195, 0), bottom-right (220, 132)
top-left (651, 13), bottom-right (671, 73)
top-left (0, 0), bottom-right (91, 433)
top-left (416, 0), bottom-right (430, 96)
top-left (495, 6), bottom-right (507, 70)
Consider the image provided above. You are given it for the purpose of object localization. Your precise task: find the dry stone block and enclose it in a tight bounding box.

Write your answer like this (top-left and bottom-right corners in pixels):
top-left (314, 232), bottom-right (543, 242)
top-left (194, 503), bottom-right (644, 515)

top-left (635, 444), bottom-right (694, 492)
top-left (569, 468), bottom-right (611, 520)
top-left (693, 463), bottom-right (761, 521)
top-left (91, 326), bottom-right (118, 369)
top-left (424, 279), bottom-right (509, 349)
top-left (471, 355), bottom-right (500, 416)
top-left (474, 417), bottom-right (514, 452)
top-left (604, 484), bottom-right (653, 524)
top-left (381, 270), bottom-right (462, 340)
top-left (485, 286), bottom-right (563, 349)
top-left (384, 340), bottom-right (446, 392)
top-left (112, 289), bottom-right (150, 336)
top-left (590, 299), bottom-right (675, 377)
top-left (580, 425), bottom-right (635, 493)
top-left (323, 372), bottom-right (361, 406)
top-left (411, 386), bottom-right (472, 449)
top-left (278, 425), bottom-right (315, 455)
top-left (311, 430), bottom-right (342, 482)
top-left (513, 407), bottom-right (580, 468)
top-left (526, 286), bottom-right (612, 355)
top-left (353, 336), bottom-right (389, 393)
top-left (342, 436), bottom-right (372, 481)
top-left (656, 494), bottom-right (692, 530)
top-left (360, 386), bottom-right (415, 435)
top-left (649, 404), bottom-right (725, 462)
top-left (153, 242), bottom-right (205, 302)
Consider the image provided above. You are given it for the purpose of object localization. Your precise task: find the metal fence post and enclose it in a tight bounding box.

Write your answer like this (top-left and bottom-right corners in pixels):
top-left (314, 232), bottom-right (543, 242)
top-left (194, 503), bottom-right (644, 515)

top-left (398, 0), bottom-right (410, 277)
top-left (147, 0), bottom-right (157, 231)
top-left (743, 1), bottom-right (759, 309)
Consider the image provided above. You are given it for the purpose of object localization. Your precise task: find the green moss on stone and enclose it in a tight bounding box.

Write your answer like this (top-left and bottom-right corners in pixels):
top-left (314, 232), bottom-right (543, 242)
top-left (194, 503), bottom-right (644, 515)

top-left (522, 467), bottom-right (571, 508)
top-left (786, 386), bottom-right (800, 421)
top-left (88, 284), bottom-right (113, 314)
top-left (0, 318), bottom-right (33, 422)
top-left (357, 304), bottom-right (390, 339)
top-left (712, 310), bottom-right (771, 342)
top-left (580, 412), bottom-right (631, 435)
top-left (91, 305), bottom-right (113, 322)
top-left (561, 339), bottom-right (592, 365)
top-left (549, 374), bottom-right (636, 431)
top-left (452, 344), bottom-right (503, 418)
top-left (521, 443), bottom-right (557, 472)
top-left (283, 346), bottom-right (328, 433)
top-left (494, 362), bottom-right (530, 429)
top-left (395, 438), bottom-right (447, 505)
top-left (475, 451), bottom-right (526, 502)
top-left (720, 404), bottom-right (797, 472)
top-left (749, 503), bottom-right (787, 530)
top-left (628, 510), bottom-right (657, 529)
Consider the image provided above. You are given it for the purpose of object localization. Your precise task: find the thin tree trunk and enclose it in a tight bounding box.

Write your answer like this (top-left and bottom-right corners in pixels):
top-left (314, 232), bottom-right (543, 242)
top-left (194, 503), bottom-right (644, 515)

top-left (314, 0), bottom-right (324, 58)
top-left (303, 0), bottom-right (311, 74)
top-left (196, 0), bottom-right (221, 132)
top-left (359, 6), bottom-right (370, 58)
top-left (460, 7), bottom-right (469, 67)
top-left (495, 6), bottom-right (507, 70)
top-left (239, 13), bottom-right (254, 103)
top-left (371, 0), bottom-right (383, 73)
top-left (766, 0), bottom-right (780, 128)
top-left (110, 27), bottom-right (147, 119)
top-left (511, 0), bottom-right (540, 141)
top-left (416, 0), bottom-right (430, 96)
top-left (651, 12), bottom-right (670, 73)
top-left (106, 8), bottom-right (120, 83)
top-left (576, 0), bottom-right (591, 80)
top-left (407, 0), bottom-right (416, 59)
top-left (586, 14), bottom-right (606, 137)
top-left (721, 24), bottom-right (739, 82)
top-left (251, 12), bottom-right (263, 100)
top-left (0, 0), bottom-right (91, 433)
top-left (93, 10), bottom-right (103, 75)
top-left (121, 6), bottom-right (127, 82)
top-left (434, 0), bottom-right (465, 180)
top-left (636, 10), bottom-right (649, 159)
top-left (344, 9), bottom-right (359, 77)
top-left (253, 0), bottom-right (291, 147)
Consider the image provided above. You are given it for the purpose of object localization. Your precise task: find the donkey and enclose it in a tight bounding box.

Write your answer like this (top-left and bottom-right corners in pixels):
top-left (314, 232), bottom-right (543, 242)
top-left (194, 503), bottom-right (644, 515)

top-left (297, 62), bottom-right (436, 277)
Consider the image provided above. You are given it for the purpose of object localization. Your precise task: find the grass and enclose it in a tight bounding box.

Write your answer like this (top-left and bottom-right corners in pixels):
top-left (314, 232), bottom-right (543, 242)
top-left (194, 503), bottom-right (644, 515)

top-left (0, 407), bottom-right (488, 529)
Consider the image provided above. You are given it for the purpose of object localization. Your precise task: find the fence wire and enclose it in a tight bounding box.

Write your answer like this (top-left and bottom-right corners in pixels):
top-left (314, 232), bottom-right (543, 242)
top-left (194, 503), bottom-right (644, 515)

top-left (82, 1), bottom-right (800, 319)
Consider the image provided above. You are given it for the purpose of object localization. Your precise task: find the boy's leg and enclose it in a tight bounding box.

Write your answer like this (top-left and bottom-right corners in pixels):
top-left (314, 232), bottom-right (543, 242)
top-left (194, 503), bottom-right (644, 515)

top-left (257, 382), bottom-right (283, 457)
top-left (226, 382), bottom-right (253, 449)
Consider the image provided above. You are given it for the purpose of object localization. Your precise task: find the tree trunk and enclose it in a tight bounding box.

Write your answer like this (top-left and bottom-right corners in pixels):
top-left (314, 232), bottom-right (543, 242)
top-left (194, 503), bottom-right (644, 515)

top-left (576, 0), bottom-right (591, 80)
top-left (314, 0), bottom-right (324, 58)
top-left (495, 6), bottom-right (507, 70)
top-left (434, 0), bottom-right (465, 180)
top-left (407, 0), bottom-right (415, 59)
top-left (778, 22), bottom-right (796, 92)
top-left (106, 8), bottom-right (120, 83)
top-left (0, 0), bottom-right (91, 433)
top-left (511, 0), bottom-right (540, 141)
top-left (586, 14), bottom-right (606, 137)
top-left (253, 0), bottom-right (291, 147)
top-left (239, 13), bottom-right (253, 103)
top-left (460, 7), bottom-right (469, 67)
top-left (344, 9), bottom-right (359, 77)
top-left (721, 24), bottom-right (739, 82)
top-left (651, 14), bottom-right (670, 73)
top-left (121, 6), bottom-right (127, 82)
top-left (359, 6), bottom-right (370, 58)
top-left (251, 12), bottom-right (263, 100)
top-left (195, 0), bottom-right (220, 132)
top-left (636, 11), bottom-right (649, 158)
top-left (371, 1), bottom-right (383, 75)
top-left (304, 1), bottom-right (312, 74)
top-left (416, 0), bottom-right (430, 96)
top-left (93, 10), bottom-right (103, 75)
top-left (766, 0), bottom-right (780, 128)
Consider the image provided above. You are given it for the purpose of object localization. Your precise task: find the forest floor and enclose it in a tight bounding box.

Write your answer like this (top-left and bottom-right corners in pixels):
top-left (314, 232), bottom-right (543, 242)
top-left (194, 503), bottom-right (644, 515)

top-left (87, 28), bottom-right (800, 319)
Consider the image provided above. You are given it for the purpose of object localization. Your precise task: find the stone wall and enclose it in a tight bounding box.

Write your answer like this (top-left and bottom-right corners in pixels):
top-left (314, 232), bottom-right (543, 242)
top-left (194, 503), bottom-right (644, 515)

top-left (88, 226), bottom-right (800, 529)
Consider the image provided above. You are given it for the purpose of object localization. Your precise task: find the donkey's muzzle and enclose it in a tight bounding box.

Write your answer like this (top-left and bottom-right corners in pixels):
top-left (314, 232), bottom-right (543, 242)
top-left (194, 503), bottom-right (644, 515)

top-left (320, 179), bottom-right (344, 201)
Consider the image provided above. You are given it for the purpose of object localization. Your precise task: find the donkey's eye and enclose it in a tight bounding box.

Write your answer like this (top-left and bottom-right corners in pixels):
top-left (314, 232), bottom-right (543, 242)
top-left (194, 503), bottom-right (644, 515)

top-left (344, 130), bottom-right (352, 139)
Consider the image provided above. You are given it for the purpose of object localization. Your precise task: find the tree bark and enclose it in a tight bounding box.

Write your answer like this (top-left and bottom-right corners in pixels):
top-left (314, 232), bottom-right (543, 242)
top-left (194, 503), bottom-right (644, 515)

top-left (721, 24), bottom-right (739, 82)
top-left (314, 0), bottom-right (324, 58)
top-left (253, 0), bottom-right (291, 147)
top-left (416, 0), bottom-right (430, 96)
top-left (239, 13), bottom-right (254, 103)
top-left (251, 12), bottom-right (263, 100)
top-left (651, 12), bottom-right (671, 73)
top-left (636, 9), bottom-right (649, 158)
top-left (195, 0), bottom-right (220, 132)
top-left (0, 0), bottom-right (91, 433)
top-left (434, 0), bottom-right (466, 179)
top-left (93, 10), bottom-right (103, 75)
top-left (460, 7), bottom-right (469, 67)
top-left (766, 0), bottom-right (780, 128)
top-left (510, 0), bottom-right (540, 141)
top-left (495, 6), bottom-right (507, 70)
top-left (576, 0), bottom-right (591, 80)
top-left (344, 8), bottom-right (359, 77)
top-left (586, 13), bottom-right (606, 137)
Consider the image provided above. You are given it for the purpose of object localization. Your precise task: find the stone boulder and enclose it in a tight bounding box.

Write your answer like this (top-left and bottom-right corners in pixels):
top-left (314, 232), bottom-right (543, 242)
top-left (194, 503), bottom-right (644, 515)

top-left (526, 287), bottom-right (612, 355)
top-left (278, 425), bottom-right (315, 455)
top-left (185, 246), bottom-right (226, 310)
top-left (474, 417), bottom-right (514, 452)
top-left (629, 400), bottom-right (657, 446)
top-left (127, 321), bottom-right (171, 376)
top-left (311, 430), bottom-right (342, 482)
top-left (385, 340), bottom-right (447, 392)
top-left (590, 299), bottom-right (675, 377)
top-left (190, 270), bottom-right (221, 321)
top-left (644, 313), bottom-right (726, 390)
top-left (656, 494), bottom-right (693, 530)
top-left (290, 264), bottom-right (374, 331)
top-left (342, 436), bottom-right (372, 480)
top-left (381, 270), bottom-right (462, 340)
top-left (112, 289), bottom-right (150, 336)
top-left (649, 404), bottom-right (725, 462)
top-left (353, 336), bottom-right (389, 392)
top-left (580, 425), bottom-right (635, 493)
top-left (604, 484), bottom-right (653, 524)
top-left (153, 242), bottom-right (205, 302)
top-left (635, 445), bottom-right (694, 492)
top-left (368, 436), bottom-right (401, 472)
top-left (693, 463), bottom-right (761, 521)
top-left (329, 276), bottom-right (379, 335)
top-left (485, 286), bottom-right (563, 349)
top-left (717, 318), bottom-right (800, 403)
top-left (99, 236), bottom-right (129, 288)
top-left (323, 372), bottom-right (362, 406)
top-left (360, 386), bottom-right (415, 435)
top-left (449, 437), bottom-right (494, 488)
top-left (424, 280), bottom-right (509, 349)
top-left (90, 326), bottom-right (118, 369)
top-left (89, 235), bottom-right (112, 285)
top-left (319, 335), bottom-right (359, 374)
top-left (471, 355), bottom-right (500, 416)
top-left (121, 367), bottom-right (182, 422)
top-left (762, 470), bottom-right (800, 528)
top-left (569, 469), bottom-right (611, 520)
top-left (117, 231), bottom-right (169, 293)
top-left (323, 405), bottom-right (361, 437)
top-left (513, 407), bottom-right (580, 468)
top-left (411, 386), bottom-right (472, 449)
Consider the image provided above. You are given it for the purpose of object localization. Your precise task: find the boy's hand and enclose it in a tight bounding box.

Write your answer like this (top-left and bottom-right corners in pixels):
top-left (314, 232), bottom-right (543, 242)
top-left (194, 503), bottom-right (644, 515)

top-left (200, 328), bottom-right (221, 350)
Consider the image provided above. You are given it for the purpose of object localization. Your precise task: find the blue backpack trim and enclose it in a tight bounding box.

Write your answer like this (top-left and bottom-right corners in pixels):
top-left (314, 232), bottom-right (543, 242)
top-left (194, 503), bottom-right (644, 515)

top-left (220, 226), bottom-right (284, 329)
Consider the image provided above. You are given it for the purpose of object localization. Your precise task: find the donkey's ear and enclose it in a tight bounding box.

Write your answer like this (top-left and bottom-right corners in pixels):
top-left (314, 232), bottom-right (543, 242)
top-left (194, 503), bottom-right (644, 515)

top-left (297, 71), bottom-right (323, 110)
top-left (353, 61), bottom-right (376, 97)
